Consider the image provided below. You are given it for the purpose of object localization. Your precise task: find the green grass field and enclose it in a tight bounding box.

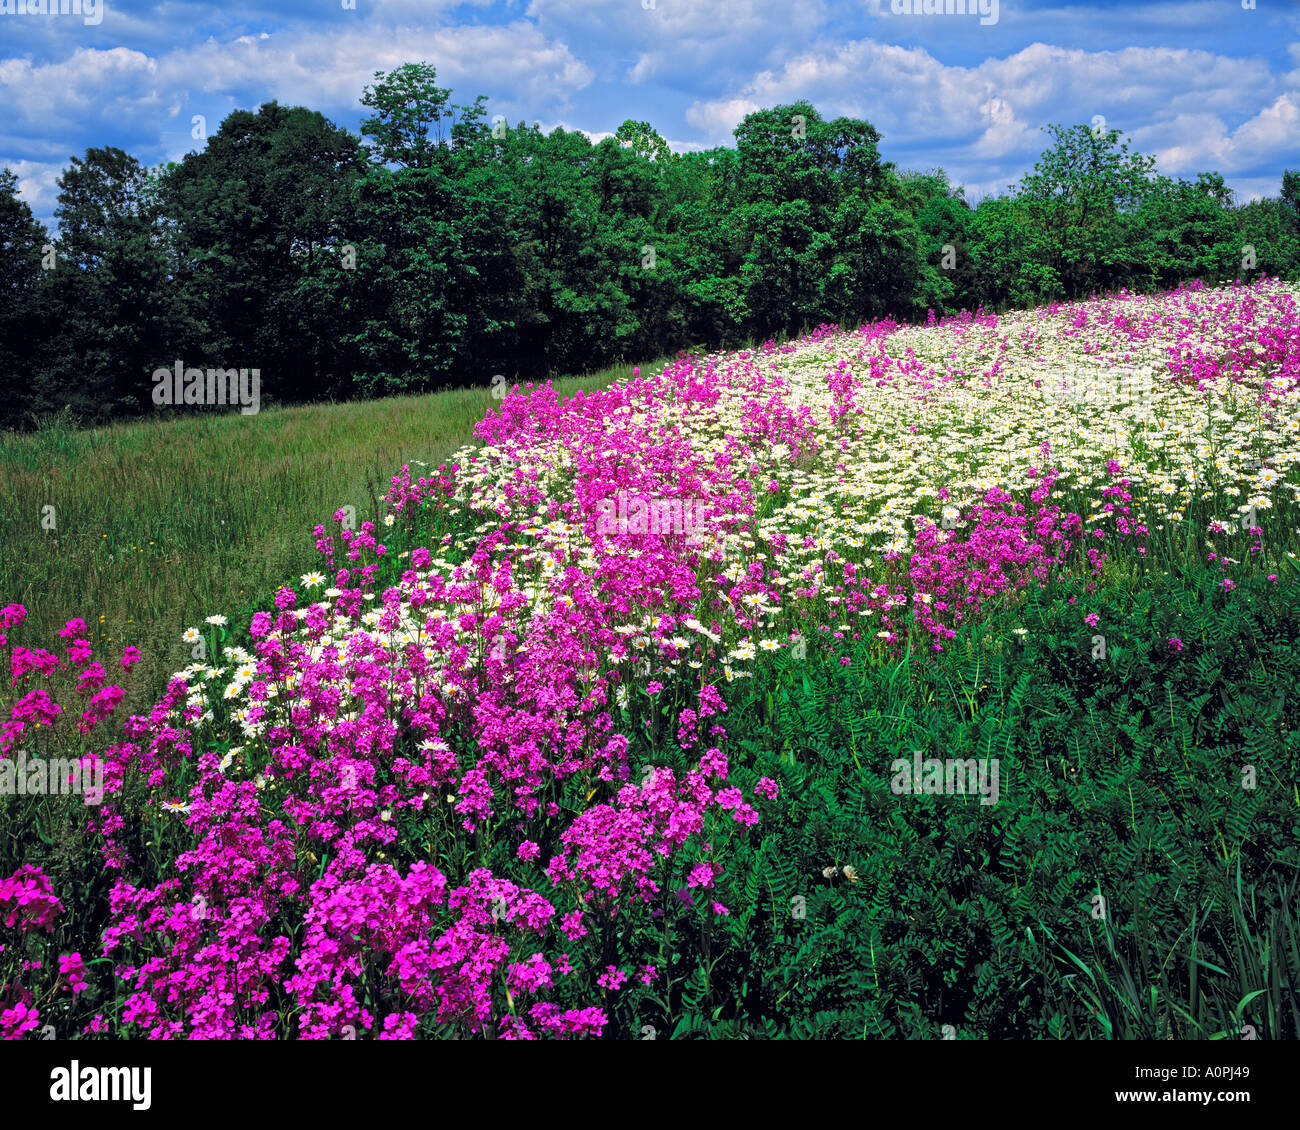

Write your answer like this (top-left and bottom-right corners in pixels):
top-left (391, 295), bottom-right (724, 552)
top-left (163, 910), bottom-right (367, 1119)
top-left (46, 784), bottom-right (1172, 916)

top-left (0, 365), bottom-right (649, 722)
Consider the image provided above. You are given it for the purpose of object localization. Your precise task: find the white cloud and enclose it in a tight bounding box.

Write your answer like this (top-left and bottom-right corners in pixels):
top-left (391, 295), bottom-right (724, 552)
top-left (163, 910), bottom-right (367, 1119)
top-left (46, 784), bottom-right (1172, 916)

top-left (684, 36), bottom-right (1296, 192)
top-left (528, 0), bottom-right (830, 85)
top-left (684, 97), bottom-right (762, 140)
top-left (0, 21), bottom-right (593, 149)
top-left (4, 159), bottom-right (62, 223)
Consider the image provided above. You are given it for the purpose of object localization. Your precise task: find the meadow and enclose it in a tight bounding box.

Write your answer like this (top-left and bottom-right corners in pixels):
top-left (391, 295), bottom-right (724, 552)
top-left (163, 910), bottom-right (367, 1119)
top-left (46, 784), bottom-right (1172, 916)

top-left (0, 369), bottom-right (637, 722)
top-left (2, 280), bottom-right (1298, 1040)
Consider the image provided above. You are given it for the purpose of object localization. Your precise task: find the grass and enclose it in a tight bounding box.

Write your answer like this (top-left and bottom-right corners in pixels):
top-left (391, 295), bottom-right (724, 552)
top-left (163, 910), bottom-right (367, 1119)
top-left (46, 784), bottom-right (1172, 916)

top-left (0, 362), bottom-right (659, 724)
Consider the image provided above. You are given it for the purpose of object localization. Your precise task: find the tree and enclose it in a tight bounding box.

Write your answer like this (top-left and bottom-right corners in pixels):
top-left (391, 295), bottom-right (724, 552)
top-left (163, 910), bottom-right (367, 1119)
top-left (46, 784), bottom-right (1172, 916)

top-left (161, 102), bottom-right (367, 403)
top-left (0, 169), bottom-right (51, 425)
top-left (1280, 169), bottom-right (1300, 229)
top-left (359, 62), bottom-right (488, 170)
top-left (730, 103), bottom-right (925, 335)
top-left (42, 148), bottom-right (179, 419)
top-left (1128, 174), bottom-right (1238, 290)
top-left (614, 120), bottom-right (672, 166)
top-left (1015, 123), bottom-right (1159, 299)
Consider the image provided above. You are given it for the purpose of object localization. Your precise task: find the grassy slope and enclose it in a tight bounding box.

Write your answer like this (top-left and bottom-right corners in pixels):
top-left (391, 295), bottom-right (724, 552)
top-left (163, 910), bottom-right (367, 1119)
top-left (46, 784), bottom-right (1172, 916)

top-left (0, 365), bottom-right (651, 720)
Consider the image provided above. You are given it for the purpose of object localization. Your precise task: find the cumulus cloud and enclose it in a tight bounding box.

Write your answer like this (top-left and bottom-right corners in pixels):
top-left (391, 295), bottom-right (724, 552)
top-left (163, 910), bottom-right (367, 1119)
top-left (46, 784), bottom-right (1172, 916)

top-left (3, 0), bottom-right (1298, 225)
top-left (3, 158), bottom-right (63, 224)
top-left (684, 36), bottom-right (1297, 196)
top-left (0, 20), bottom-right (593, 159)
top-left (528, 0), bottom-right (830, 86)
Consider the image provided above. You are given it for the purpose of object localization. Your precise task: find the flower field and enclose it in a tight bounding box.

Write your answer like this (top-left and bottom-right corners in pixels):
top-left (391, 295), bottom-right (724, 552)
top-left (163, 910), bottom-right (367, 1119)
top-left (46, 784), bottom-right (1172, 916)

top-left (4, 277), bottom-right (1300, 1040)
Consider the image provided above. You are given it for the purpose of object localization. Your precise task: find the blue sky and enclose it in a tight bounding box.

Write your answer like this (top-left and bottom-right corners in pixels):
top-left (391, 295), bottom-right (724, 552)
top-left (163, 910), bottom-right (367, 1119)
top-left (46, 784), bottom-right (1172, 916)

top-left (3, 0), bottom-right (1298, 230)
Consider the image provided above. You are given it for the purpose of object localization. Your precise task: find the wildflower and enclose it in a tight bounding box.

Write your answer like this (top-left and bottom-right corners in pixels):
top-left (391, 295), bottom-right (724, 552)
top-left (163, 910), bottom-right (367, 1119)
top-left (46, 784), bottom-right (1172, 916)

top-left (204, 614), bottom-right (228, 627)
top-left (57, 953), bottom-right (88, 995)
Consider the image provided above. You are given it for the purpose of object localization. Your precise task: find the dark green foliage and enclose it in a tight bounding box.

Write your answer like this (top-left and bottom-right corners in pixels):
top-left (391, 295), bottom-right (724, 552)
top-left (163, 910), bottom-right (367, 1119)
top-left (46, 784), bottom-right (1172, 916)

top-left (671, 565), bottom-right (1300, 1039)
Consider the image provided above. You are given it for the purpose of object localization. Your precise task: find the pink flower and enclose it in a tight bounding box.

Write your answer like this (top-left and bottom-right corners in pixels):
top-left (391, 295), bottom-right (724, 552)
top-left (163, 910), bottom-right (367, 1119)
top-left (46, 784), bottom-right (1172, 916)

top-left (0, 1001), bottom-right (40, 1040)
top-left (0, 866), bottom-right (63, 933)
top-left (596, 966), bottom-right (628, 991)
top-left (560, 909), bottom-right (588, 940)
top-left (506, 953), bottom-right (553, 995)
top-left (76, 662), bottom-right (107, 691)
top-left (686, 862), bottom-right (715, 889)
top-left (378, 1011), bottom-right (419, 1039)
top-left (58, 953), bottom-right (88, 995)
top-left (1084, 613), bottom-right (1100, 627)
top-left (516, 840), bottom-right (540, 862)
top-left (754, 777), bottom-right (779, 800)
top-left (1167, 637), bottom-right (1183, 652)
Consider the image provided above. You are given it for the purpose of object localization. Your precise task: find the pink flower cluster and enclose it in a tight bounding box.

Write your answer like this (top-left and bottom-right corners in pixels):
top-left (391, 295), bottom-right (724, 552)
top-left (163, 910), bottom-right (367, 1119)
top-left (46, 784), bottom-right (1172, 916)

top-left (0, 866), bottom-right (63, 934)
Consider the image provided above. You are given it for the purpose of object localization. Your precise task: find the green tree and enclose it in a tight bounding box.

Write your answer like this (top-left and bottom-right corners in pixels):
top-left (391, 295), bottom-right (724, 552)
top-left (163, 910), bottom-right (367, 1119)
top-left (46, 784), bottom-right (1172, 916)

top-left (614, 119), bottom-right (672, 166)
top-left (359, 62), bottom-right (453, 170)
top-left (1280, 169), bottom-right (1300, 228)
top-left (0, 169), bottom-right (51, 425)
top-left (161, 102), bottom-right (367, 403)
top-left (1015, 123), bottom-right (1159, 299)
top-left (44, 148), bottom-right (179, 420)
top-left (730, 103), bottom-right (926, 336)
top-left (1128, 174), bottom-right (1238, 290)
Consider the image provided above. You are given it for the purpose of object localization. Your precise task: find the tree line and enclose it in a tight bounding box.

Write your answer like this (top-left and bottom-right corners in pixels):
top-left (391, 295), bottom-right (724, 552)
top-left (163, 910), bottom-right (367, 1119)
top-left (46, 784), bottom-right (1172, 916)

top-left (2, 61), bottom-right (1298, 428)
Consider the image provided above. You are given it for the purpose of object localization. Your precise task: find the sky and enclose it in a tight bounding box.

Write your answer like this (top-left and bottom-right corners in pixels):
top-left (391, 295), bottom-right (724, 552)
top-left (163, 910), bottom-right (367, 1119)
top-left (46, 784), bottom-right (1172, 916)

top-left (2, 0), bottom-right (1298, 231)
